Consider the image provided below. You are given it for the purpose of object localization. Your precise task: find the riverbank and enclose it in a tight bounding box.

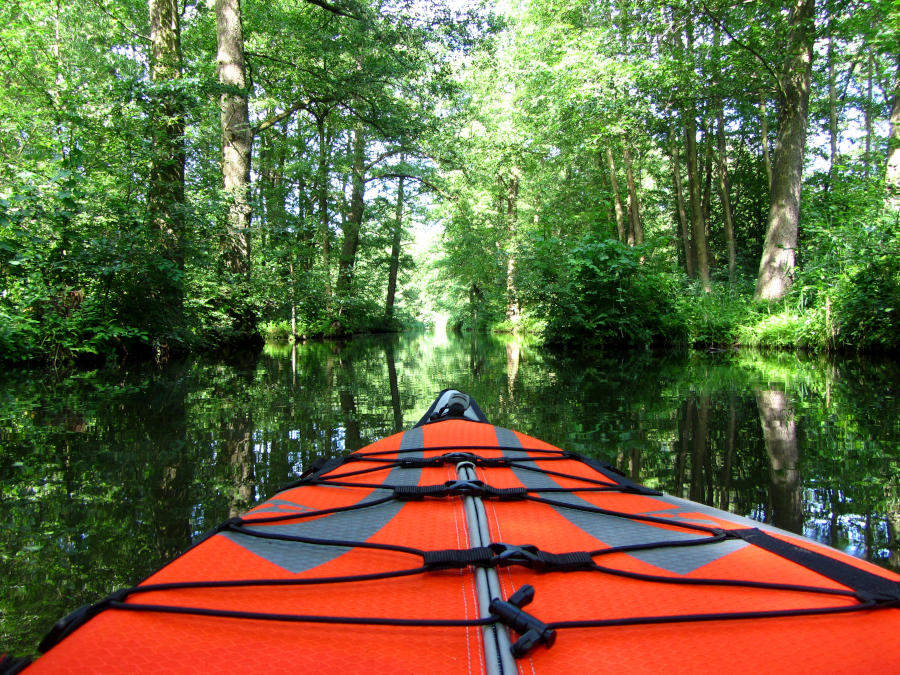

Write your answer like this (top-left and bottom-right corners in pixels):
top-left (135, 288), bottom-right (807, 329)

top-left (488, 274), bottom-right (898, 355)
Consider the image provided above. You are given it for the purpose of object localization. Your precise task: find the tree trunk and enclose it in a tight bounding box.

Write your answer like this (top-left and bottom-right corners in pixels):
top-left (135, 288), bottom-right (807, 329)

top-left (684, 104), bottom-right (711, 291)
top-left (622, 140), bottom-right (643, 245)
top-left (505, 167), bottom-right (520, 323)
top-left (335, 124), bottom-right (365, 319)
top-left (675, 398), bottom-right (692, 499)
top-left (224, 412), bottom-right (255, 518)
top-left (670, 128), bottom-right (695, 277)
top-left (720, 393), bottom-right (736, 512)
top-left (760, 94), bottom-right (773, 190)
top-left (316, 114), bottom-right (333, 299)
top-left (755, 388), bottom-right (802, 533)
top-left (385, 174), bottom-right (405, 319)
top-left (754, 0), bottom-right (814, 301)
top-left (338, 353), bottom-right (363, 452)
top-left (506, 339), bottom-right (520, 397)
top-left (147, 0), bottom-right (185, 326)
top-left (717, 106), bottom-right (737, 282)
top-left (864, 52), bottom-right (874, 179)
top-left (216, 0), bottom-right (252, 277)
top-left (605, 145), bottom-right (627, 242)
top-left (385, 340), bottom-right (403, 433)
top-left (827, 34), bottom-right (839, 183)
top-left (886, 62), bottom-right (900, 211)
top-left (690, 395), bottom-right (709, 504)
top-left (702, 119), bottom-right (713, 243)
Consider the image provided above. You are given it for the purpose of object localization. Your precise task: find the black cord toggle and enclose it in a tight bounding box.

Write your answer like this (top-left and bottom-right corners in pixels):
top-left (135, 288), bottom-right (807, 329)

top-left (423, 546), bottom-right (496, 569)
top-left (489, 585), bottom-right (556, 658)
top-left (394, 480), bottom-right (527, 501)
top-left (399, 453), bottom-right (512, 468)
top-left (489, 543), bottom-right (595, 572)
top-left (421, 543), bottom-right (595, 572)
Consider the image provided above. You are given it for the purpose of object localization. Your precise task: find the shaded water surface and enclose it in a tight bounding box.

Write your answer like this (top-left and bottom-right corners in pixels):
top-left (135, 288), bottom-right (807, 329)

top-left (2, 331), bottom-right (899, 655)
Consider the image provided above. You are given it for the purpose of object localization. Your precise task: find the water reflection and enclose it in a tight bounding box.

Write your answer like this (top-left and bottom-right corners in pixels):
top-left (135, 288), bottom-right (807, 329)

top-left (1, 331), bottom-right (898, 656)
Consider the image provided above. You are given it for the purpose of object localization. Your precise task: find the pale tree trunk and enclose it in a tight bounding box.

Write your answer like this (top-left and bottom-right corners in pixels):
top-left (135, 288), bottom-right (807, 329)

top-left (712, 27), bottom-right (735, 282)
top-left (259, 119), bottom-right (291, 331)
top-left (216, 0), bottom-right (252, 277)
top-left (717, 106), bottom-right (737, 282)
top-left (225, 415), bottom-right (255, 518)
top-left (316, 114), bottom-right (333, 300)
top-left (147, 0), bottom-right (185, 323)
top-left (598, 151), bottom-right (615, 230)
top-left (755, 0), bottom-right (814, 301)
top-left (385, 174), bottom-right (405, 319)
top-left (760, 94), bottom-right (773, 190)
top-left (719, 393), bottom-right (736, 512)
top-left (886, 62), bottom-right (900, 211)
top-left (685, 105), bottom-right (711, 291)
top-left (506, 339), bottom-right (520, 398)
top-left (605, 145), bottom-right (627, 242)
top-left (622, 140), bottom-right (643, 245)
top-left (827, 34), bottom-right (839, 182)
top-left (335, 124), bottom-right (365, 320)
top-left (670, 128), bottom-right (695, 277)
top-left (755, 388), bottom-right (802, 533)
top-left (702, 120), bottom-right (713, 241)
top-left (682, 15), bottom-right (710, 291)
top-left (505, 167), bottom-right (520, 323)
top-left (864, 52), bottom-right (874, 179)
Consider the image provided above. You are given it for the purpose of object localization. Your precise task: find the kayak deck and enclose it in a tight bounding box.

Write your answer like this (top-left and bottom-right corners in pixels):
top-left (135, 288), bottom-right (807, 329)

top-left (23, 390), bottom-right (900, 673)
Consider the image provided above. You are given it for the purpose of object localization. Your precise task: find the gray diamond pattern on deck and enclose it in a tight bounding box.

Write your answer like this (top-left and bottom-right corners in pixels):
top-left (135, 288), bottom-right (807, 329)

top-left (494, 426), bottom-right (746, 575)
top-left (221, 428), bottom-right (424, 573)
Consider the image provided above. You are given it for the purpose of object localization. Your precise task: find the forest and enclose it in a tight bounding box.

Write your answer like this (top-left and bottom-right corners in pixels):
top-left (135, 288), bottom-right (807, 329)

top-left (1, 0), bottom-right (898, 364)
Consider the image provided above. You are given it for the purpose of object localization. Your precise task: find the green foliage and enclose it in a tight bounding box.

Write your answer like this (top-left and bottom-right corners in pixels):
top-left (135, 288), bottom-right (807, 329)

top-left (261, 320), bottom-right (293, 342)
top-left (424, 0), bottom-right (898, 355)
top-left (1, 0), bottom-right (897, 362)
top-left (528, 235), bottom-right (681, 348)
top-left (673, 280), bottom-right (756, 347)
top-left (736, 308), bottom-right (824, 350)
top-left (830, 256), bottom-right (900, 351)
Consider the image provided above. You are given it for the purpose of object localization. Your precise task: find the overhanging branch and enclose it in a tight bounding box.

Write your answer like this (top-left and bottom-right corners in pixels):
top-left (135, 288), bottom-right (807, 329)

top-left (371, 172), bottom-right (456, 201)
top-left (303, 0), bottom-right (360, 20)
top-left (699, 1), bottom-right (787, 102)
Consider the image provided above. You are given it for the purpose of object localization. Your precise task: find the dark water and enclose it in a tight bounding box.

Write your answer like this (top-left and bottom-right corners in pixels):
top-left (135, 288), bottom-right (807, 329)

top-left (2, 331), bottom-right (899, 657)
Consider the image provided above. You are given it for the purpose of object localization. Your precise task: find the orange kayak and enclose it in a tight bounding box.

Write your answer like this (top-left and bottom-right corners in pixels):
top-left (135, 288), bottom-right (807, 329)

top-left (15, 390), bottom-right (900, 673)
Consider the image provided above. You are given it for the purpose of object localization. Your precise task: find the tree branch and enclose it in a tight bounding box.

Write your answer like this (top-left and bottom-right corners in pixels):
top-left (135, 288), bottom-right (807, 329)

top-left (88, 0), bottom-right (150, 42)
top-left (365, 148), bottom-right (406, 172)
top-left (253, 101), bottom-right (308, 133)
top-left (302, 0), bottom-right (360, 20)
top-left (698, 1), bottom-right (787, 102)
top-left (370, 172), bottom-right (455, 201)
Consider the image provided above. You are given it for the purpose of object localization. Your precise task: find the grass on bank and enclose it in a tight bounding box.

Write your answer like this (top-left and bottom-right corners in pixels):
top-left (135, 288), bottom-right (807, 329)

top-left (481, 272), bottom-right (897, 355)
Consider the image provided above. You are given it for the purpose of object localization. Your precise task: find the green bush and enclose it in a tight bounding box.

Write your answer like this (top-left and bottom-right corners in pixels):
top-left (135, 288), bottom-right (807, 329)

top-left (261, 320), bottom-right (293, 342)
top-left (674, 280), bottom-right (756, 347)
top-left (831, 257), bottom-right (899, 352)
top-left (535, 235), bottom-right (682, 348)
top-left (735, 308), bottom-right (823, 350)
